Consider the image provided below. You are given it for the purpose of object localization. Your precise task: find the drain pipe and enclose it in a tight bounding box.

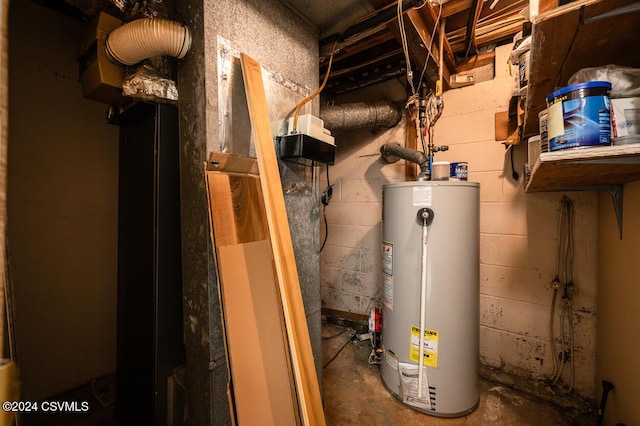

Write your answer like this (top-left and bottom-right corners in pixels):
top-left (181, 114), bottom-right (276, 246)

top-left (380, 143), bottom-right (429, 179)
top-left (105, 18), bottom-right (191, 66)
top-left (320, 100), bottom-right (402, 131)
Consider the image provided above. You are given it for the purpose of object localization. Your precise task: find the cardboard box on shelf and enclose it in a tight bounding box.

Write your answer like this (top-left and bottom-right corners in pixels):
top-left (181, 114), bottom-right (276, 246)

top-left (495, 96), bottom-right (524, 145)
top-left (78, 12), bottom-right (124, 104)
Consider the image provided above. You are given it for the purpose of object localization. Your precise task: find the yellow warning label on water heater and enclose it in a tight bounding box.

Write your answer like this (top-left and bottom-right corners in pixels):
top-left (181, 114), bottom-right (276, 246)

top-left (409, 326), bottom-right (438, 367)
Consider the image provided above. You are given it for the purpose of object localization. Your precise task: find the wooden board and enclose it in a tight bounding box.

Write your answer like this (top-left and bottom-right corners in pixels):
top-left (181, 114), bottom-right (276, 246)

top-left (208, 151), bottom-right (260, 175)
top-left (217, 240), bottom-right (297, 426)
top-left (405, 117), bottom-right (418, 181)
top-left (0, 0), bottom-right (9, 362)
top-left (526, 144), bottom-right (640, 191)
top-left (240, 53), bottom-right (326, 426)
top-left (207, 169), bottom-right (268, 246)
top-left (206, 152), bottom-right (299, 425)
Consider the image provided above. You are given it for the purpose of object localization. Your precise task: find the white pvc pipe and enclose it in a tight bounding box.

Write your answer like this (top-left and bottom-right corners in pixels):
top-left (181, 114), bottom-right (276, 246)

top-left (105, 18), bottom-right (191, 66)
top-left (417, 221), bottom-right (429, 406)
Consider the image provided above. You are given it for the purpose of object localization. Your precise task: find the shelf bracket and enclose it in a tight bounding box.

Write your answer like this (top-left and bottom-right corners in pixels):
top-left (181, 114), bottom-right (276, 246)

top-left (548, 185), bottom-right (623, 239)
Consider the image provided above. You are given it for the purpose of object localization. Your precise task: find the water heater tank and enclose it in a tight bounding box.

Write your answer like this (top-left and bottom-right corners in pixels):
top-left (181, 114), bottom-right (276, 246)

top-left (380, 181), bottom-right (479, 417)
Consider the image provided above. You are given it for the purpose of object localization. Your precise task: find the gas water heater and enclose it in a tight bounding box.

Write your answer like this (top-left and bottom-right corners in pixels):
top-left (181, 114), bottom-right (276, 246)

top-left (380, 181), bottom-right (479, 417)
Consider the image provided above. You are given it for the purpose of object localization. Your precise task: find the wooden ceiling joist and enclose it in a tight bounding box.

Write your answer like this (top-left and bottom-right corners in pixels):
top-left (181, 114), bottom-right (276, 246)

top-left (440, 0), bottom-right (477, 18)
top-left (320, 31), bottom-right (396, 65)
top-left (405, 11), bottom-right (452, 88)
top-left (449, 19), bottom-right (522, 53)
top-left (319, 24), bottom-right (391, 60)
top-left (321, 0), bottom-right (528, 94)
top-left (325, 48), bottom-right (404, 78)
top-left (455, 50), bottom-right (495, 71)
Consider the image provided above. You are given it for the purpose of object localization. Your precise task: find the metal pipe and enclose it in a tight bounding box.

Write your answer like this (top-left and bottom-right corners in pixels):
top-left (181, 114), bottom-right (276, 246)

top-left (380, 143), bottom-right (429, 177)
top-left (320, 100), bottom-right (402, 130)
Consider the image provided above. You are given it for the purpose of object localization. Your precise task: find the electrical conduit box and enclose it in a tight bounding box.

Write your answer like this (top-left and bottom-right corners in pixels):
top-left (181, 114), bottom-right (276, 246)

top-left (276, 114), bottom-right (336, 164)
top-left (77, 12), bottom-right (125, 104)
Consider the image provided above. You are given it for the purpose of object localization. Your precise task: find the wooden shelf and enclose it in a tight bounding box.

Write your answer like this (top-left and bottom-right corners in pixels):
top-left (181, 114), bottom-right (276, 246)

top-left (523, 0), bottom-right (640, 199)
top-left (524, 0), bottom-right (640, 137)
top-left (526, 144), bottom-right (640, 192)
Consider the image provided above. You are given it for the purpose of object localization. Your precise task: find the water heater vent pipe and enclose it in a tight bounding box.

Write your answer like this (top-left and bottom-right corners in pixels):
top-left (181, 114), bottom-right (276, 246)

top-left (105, 18), bottom-right (191, 66)
top-left (380, 143), bottom-right (429, 178)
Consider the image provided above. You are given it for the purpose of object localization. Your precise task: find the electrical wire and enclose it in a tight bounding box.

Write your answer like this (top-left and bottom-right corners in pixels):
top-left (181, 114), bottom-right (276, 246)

top-left (319, 166), bottom-right (333, 253)
top-left (322, 328), bottom-right (348, 340)
top-left (554, 306), bottom-right (566, 385)
top-left (510, 145), bottom-right (519, 180)
top-left (293, 38), bottom-right (338, 132)
top-left (323, 332), bottom-right (357, 369)
top-left (293, 5), bottom-right (392, 132)
top-left (553, 198), bottom-right (569, 384)
top-left (417, 0), bottom-right (443, 86)
top-left (551, 196), bottom-right (576, 389)
top-left (567, 198), bottom-right (575, 392)
top-left (419, 117), bottom-right (428, 154)
top-left (569, 302), bottom-right (575, 391)
top-left (368, 349), bottom-right (382, 365)
top-left (320, 205), bottom-right (329, 253)
top-left (549, 283), bottom-right (558, 379)
top-left (368, 331), bottom-right (382, 365)
top-left (397, 0), bottom-right (444, 170)
top-left (398, 0), bottom-right (416, 95)
top-left (549, 195), bottom-right (569, 380)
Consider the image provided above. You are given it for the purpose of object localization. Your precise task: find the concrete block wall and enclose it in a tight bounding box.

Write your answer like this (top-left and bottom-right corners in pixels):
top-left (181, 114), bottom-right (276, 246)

top-left (320, 83), bottom-right (406, 314)
top-left (321, 45), bottom-right (597, 400)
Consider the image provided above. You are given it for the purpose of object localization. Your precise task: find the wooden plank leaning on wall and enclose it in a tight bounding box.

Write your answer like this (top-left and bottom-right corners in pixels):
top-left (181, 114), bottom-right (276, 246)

top-left (240, 53), bottom-right (326, 426)
top-left (206, 152), bottom-right (299, 425)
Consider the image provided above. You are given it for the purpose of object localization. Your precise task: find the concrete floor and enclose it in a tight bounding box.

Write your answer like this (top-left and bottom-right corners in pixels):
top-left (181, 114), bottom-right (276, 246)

top-left (322, 322), bottom-right (595, 425)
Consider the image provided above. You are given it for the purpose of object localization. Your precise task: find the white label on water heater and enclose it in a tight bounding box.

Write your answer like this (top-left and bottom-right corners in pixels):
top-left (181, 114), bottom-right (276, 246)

top-left (382, 274), bottom-right (393, 310)
top-left (382, 241), bottom-right (393, 276)
top-left (399, 363), bottom-right (432, 410)
top-left (385, 349), bottom-right (399, 371)
top-left (409, 326), bottom-right (439, 368)
top-left (412, 186), bottom-right (432, 206)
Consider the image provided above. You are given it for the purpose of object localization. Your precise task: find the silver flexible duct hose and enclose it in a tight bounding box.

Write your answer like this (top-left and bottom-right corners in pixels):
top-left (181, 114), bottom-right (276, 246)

top-left (320, 100), bottom-right (402, 130)
top-left (105, 18), bottom-right (191, 66)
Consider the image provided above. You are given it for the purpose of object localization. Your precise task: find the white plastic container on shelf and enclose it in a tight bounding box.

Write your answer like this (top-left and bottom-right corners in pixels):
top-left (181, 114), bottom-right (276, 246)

top-left (510, 36), bottom-right (531, 97)
top-left (510, 36), bottom-right (530, 65)
top-left (528, 135), bottom-right (541, 166)
top-left (538, 109), bottom-right (549, 152)
top-left (518, 50), bottom-right (530, 96)
top-left (611, 97), bottom-right (640, 137)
